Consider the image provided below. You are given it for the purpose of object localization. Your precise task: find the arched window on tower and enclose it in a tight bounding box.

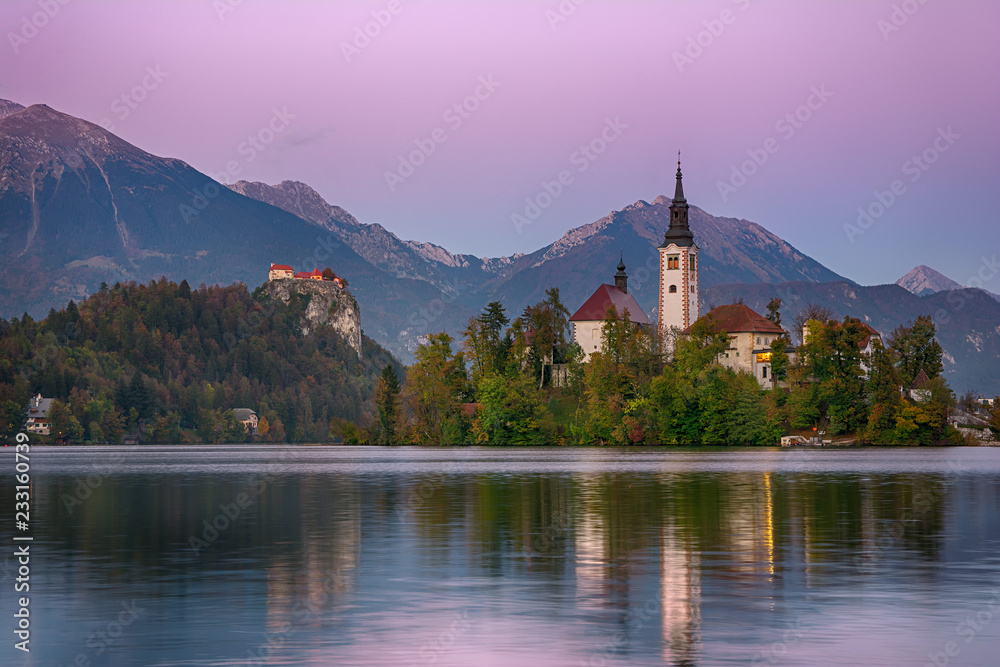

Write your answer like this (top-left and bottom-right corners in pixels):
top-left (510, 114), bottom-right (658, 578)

top-left (669, 285), bottom-right (677, 294)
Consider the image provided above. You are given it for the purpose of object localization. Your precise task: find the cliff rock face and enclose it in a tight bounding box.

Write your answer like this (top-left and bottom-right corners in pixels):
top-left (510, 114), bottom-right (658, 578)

top-left (262, 279), bottom-right (361, 356)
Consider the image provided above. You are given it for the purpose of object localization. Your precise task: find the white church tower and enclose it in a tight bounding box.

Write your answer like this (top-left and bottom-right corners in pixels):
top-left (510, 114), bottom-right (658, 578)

top-left (658, 156), bottom-right (699, 335)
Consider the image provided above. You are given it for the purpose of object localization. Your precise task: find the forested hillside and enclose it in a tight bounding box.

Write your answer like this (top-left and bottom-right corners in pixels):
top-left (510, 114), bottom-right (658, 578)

top-left (0, 279), bottom-right (400, 443)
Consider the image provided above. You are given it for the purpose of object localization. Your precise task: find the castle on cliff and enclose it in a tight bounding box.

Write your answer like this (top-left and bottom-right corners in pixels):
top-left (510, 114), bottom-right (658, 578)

top-left (268, 263), bottom-right (346, 288)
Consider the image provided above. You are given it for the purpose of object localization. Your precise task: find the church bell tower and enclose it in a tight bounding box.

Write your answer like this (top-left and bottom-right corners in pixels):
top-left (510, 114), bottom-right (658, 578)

top-left (658, 155), bottom-right (699, 334)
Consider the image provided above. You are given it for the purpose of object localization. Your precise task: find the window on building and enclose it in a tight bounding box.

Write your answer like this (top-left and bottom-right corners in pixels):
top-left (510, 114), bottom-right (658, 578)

top-left (757, 337), bottom-right (761, 345)
top-left (669, 285), bottom-right (677, 294)
top-left (690, 256), bottom-right (696, 271)
top-left (667, 255), bottom-right (680, 270)
top-left (765, 337), bottom-right (770, 345)
top-left (691, 284), bottom-right (695, 293)
top-left (591, 328), bottom-right (599, 340)
top-left (762, 367), bottom-right (768, 379)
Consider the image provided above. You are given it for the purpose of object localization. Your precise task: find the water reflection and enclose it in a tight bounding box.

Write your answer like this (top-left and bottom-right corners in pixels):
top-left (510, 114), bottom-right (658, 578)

top-left (1, 447), bottom-right (998, 666)
top-left (661, 525), bottom-right (700, 666)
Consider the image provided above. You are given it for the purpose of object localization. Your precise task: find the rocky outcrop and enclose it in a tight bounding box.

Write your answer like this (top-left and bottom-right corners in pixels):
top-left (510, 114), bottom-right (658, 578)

top-left (262, 279), bottom-right (361, 356)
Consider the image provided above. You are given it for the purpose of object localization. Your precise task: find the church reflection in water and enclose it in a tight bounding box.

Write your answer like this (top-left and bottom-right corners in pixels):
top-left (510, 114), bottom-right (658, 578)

top-left (249, 468), bottom-right (948, 665)
top-left (660, 523), bottom-right (701, 666)
top-left (31, 456), bottom-right (968, 667)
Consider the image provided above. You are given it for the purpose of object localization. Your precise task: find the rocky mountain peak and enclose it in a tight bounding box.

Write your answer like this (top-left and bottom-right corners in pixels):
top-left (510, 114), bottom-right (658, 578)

top-left (0, 99), bottom-right (26, 120)
top-left (896, 265), bottom-right (963, 296)
top-left (227, 180), bottom-right (360, 229)
top-left (227, 179), bottom-right (506, 279)
top-left (0, 100), bottom-right (162, 189)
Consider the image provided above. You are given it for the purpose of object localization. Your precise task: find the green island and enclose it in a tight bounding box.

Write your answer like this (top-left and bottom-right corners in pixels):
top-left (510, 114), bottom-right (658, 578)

top-left (1, 277), bottom-right (996, 446)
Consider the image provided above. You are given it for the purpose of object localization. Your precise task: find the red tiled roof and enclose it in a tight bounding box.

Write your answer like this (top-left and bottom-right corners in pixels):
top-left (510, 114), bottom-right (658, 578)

top-left (270, 264), bottom-right (293, 271)
top-left (857, 322), bottom-right (881, 349)
top-left (569, 285), bottom-right (650, 325)
top-left (294, 271), bottom-right (311, 279)
top-left (910, 369), bottom-right (931, 389)
top-left (693, 304), bottom-right (784, 334)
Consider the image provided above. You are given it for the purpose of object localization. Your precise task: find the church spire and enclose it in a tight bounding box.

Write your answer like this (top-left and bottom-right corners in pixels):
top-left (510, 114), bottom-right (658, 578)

top-left (614, 253), bottom-right (628, 293)
top-left (661, 152), bottom-right (694, 248)
top-left (673, 151), bottom-right (686, 203)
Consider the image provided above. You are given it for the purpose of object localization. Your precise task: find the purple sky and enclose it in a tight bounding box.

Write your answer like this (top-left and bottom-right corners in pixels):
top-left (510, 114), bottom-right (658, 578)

top-left (2, 0), bottom-right (998, 287)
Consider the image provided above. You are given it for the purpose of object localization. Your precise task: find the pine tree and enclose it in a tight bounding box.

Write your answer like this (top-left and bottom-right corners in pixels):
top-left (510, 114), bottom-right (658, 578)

top-left (863, 339), bottom-right (903, 444)
top-left (478, 302), bottom-right (510, 375)
top-left (766, 297), bottom-right (782, 327)
top-left (375, 364), bottom-right (401, 444)
top-left (889, 315), bottom-right (944, 386)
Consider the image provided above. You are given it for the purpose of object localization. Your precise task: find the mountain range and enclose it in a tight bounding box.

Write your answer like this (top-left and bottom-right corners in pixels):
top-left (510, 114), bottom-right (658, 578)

top-left (1, 98), bottom-right (997, 394)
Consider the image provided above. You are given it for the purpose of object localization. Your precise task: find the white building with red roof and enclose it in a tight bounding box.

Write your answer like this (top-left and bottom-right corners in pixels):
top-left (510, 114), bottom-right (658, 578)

top-left (270, 264), bottom-right (345, 286)
top-left (268, 263), bottom-right (294, 280)
top-left (569, 258), bottom-right (650, 362)
top-left (693, 304), bottom-right (786, 388)
top-left (857, 322), bottom-right (883, 376)
top-left (25, 393), bottom-right (53, 435)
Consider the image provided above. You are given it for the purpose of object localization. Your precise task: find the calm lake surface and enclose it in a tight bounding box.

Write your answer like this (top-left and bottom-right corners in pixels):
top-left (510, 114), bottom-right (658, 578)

top-left (4, 446), bottom-right (1000, 666)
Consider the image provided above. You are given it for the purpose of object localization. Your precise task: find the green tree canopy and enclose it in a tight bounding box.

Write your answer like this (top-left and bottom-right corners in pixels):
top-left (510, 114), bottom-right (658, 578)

top-left (375, 364), bottom-right (401, 445)
top-left (889, 315), bottom-right (944, 386)
top-left (402, 333), bottom-right (469, 444)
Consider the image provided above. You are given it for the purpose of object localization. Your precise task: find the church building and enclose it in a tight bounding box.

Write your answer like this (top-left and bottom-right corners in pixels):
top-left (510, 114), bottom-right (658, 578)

top-left (569, 256), bottom-right (651, 362)
top-left (658, 159), bottom-right (700, 335)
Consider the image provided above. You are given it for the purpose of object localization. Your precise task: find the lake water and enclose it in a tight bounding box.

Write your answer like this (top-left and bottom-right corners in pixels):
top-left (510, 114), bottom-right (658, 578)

top-left (3, 446), bottom-right (1000, 666)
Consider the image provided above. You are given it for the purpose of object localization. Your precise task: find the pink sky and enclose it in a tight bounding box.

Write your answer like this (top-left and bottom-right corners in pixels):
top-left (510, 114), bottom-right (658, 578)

top-left (1, 0), bottom-right (998, 286)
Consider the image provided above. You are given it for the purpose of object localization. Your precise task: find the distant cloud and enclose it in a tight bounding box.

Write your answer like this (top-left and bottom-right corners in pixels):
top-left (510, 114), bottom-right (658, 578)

top-left (279, 124), bottom-right (336, 148)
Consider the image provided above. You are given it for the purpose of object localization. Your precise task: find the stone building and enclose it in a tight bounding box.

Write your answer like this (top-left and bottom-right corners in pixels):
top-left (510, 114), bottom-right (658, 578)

top-left (694, 304), bottom-right (785, 388)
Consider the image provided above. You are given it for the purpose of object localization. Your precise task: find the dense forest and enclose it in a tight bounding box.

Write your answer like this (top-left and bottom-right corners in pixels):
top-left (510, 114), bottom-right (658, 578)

top-left (353, 292), bottom-right (984, 446)
top-left (1, 279), bottom-right (989, 446)
top-left (0, 279), bottom-right (399, 443)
